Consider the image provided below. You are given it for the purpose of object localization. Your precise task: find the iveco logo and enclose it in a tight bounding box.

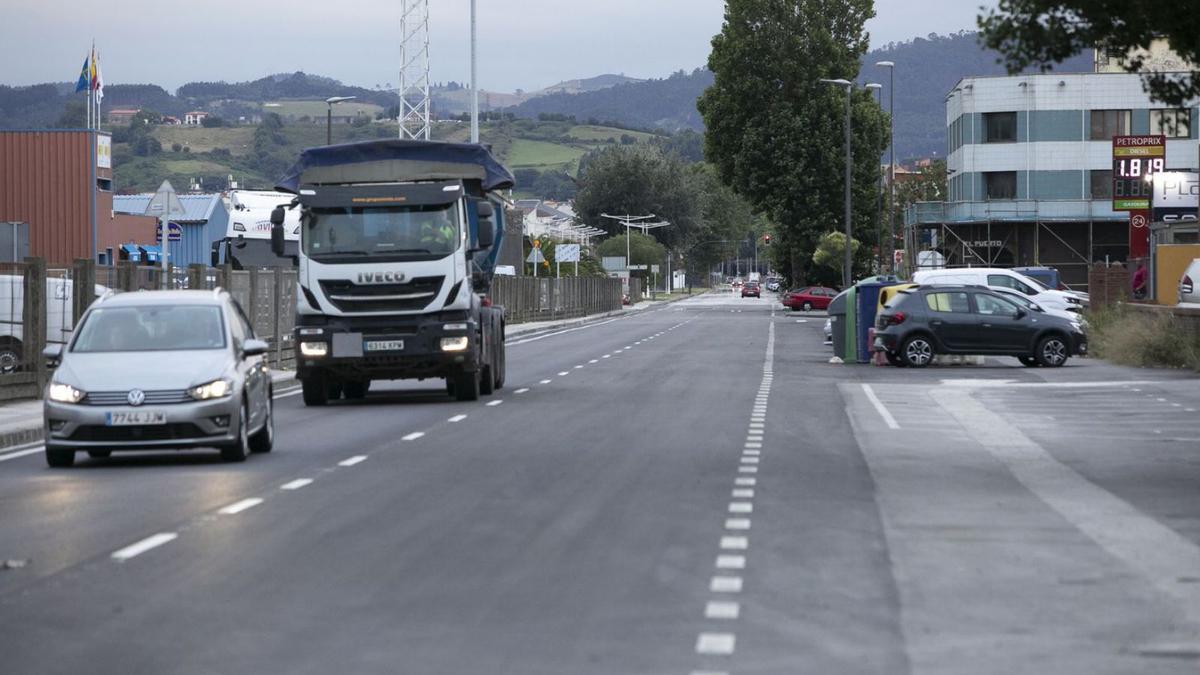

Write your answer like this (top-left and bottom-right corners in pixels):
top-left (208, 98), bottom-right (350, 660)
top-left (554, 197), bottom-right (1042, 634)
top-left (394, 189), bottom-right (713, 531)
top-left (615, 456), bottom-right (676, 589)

top-left (127, 389), bottom-right (146, 407)
top-left (357, 272), bottom-right (407, 284)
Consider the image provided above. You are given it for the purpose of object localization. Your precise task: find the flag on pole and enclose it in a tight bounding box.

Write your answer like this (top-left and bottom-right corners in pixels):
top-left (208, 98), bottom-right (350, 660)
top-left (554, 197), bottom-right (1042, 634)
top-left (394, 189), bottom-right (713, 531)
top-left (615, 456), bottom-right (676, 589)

top-left (90, 47), bottom-right (103, 103)
top-left (74, 54), bottom-right (90, 93)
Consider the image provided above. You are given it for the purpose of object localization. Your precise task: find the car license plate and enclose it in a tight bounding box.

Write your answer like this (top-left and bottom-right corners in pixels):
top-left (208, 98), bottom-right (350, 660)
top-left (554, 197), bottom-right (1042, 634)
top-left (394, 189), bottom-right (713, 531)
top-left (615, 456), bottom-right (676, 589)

top-left (106, 411), bottom-right (167, 426)
top-left (364, 339), bottom-right (404, 352)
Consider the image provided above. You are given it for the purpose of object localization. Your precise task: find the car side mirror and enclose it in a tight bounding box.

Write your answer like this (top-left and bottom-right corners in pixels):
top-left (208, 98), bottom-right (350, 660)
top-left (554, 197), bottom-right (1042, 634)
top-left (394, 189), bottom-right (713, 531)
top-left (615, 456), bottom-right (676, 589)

top-left (43, 344), bottom-right (63, 369)
top-left (242, 338), bottom-right (269, 357)
top-left (1014, 309), bottom-right (1027, 320)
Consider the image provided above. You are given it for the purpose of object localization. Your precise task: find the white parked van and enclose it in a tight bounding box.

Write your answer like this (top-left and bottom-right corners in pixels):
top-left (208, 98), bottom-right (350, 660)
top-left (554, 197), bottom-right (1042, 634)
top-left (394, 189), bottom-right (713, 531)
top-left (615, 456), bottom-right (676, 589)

top-left (911, 267), bottom-right (1086, 313)
top-left (0, 275), bottom-right (106, 372)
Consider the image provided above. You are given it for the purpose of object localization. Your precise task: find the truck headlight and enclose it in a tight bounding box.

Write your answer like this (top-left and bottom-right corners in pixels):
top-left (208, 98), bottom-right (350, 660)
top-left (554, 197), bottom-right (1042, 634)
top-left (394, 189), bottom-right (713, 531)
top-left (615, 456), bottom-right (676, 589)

top-left (48, 382), bottom-right (85, 404)
top-left (440, 336), bottom-right (470, 352)
top-left (299, 341), bottom-right (328, 357)
top-left (189, 379), bottom-right (233, 400)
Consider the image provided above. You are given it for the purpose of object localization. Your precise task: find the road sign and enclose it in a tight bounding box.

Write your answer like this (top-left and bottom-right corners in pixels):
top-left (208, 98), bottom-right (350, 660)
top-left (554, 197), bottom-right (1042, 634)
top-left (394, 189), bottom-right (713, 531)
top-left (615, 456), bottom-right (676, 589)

top-left (154, 221), bottom-right (183, 242)
top-left (1112, 135), bottom-right (1165, 211)
top-left (526, 248), bottom-right (545, 264)
top-left (555, 244), bottom-right (580, 263)
top-left (145, 180), bottom-right (187, 218)
top-left (1129, 209), bottom-right (1150, 259)
top-left (650, 265), bottom-right (660, 273)
top-left (629, 264), bottom-right (648, 271)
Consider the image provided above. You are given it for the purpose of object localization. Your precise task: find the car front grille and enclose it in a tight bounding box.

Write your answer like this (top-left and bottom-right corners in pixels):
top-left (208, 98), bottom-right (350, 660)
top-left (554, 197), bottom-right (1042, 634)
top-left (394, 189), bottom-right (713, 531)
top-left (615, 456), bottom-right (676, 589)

top-left (83, 390), bottom-right (192, 406)
top-left (69, 423), bottom-right (215, 442)
top-left (319, 276), bottom-right (444, 313)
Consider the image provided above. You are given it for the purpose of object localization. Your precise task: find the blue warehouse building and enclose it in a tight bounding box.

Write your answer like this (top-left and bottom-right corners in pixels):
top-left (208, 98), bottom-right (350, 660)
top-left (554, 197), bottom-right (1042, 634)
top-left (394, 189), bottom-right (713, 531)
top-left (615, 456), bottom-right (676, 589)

top-left (112, 193), bottom-right (229, 268)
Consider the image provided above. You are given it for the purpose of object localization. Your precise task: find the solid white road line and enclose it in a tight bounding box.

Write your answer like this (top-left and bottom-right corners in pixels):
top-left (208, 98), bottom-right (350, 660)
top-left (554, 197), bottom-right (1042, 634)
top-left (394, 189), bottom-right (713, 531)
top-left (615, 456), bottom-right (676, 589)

top-left (862, 383), bottom-right (901, 430)
top-left (716, 554), bottom-right (746, 569)
top-left (487, 400), bottom-right (503, 407)
top-left (695, 633), bottom-right (736, 655)
top-left (280, 479), bottom-right (313, 491)
top-left (705, 601), bottom-right (741, 620)
top-left (710, 576), bottom-right (744, 592)
top-left (504, 317), bottom-right (623, 346)
top-left (448, 414), bottom-right (468, 423)
top-left (401, 432), bottom-right (425, 441)
top-left (218, 498), bottom-right (263, 515)
top-left (338, 455), bottom-right (368, 467)
top-left (0, 446), bottom-right (45, 463)
top-left (111, 533), bottom-right (177, 562)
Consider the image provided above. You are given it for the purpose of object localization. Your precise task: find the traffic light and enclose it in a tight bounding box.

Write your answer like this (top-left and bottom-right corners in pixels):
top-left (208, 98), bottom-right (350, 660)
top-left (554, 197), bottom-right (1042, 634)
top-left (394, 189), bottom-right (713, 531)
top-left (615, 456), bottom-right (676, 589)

top-left (762, 233), bottom-right (772, 246)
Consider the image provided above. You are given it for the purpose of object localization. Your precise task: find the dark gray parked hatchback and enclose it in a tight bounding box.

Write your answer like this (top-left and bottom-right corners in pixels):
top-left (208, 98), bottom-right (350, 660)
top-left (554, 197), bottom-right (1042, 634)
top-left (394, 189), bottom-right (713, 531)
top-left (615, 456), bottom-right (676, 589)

top-left (873, 285), bottom-right (1087, 368)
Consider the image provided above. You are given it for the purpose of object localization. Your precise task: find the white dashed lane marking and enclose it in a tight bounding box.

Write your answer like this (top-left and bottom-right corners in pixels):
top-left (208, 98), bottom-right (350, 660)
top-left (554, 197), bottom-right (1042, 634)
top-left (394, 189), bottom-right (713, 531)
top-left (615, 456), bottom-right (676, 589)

top-left (514, 388), bottom-right (530, 394)
top-left (710, 576), bottom-right (744, 593)
top-left (720, 536), bottom-right (749, 550)
top-left (540, 379), bottom-right (552, 384)
top-left (448, 414), bottom-right (468, 423)
top-left (705, 601), bottom-right (741, 620)
top-left (401, 432), bottom-right (425, 441)
top-left (487, 400), bottom-right (503, 407)
top-left (218, 498), bottom-right (263, 515)
top-left (338, 455), bottom-right (368, 467)
top-left (716, 555), bottom-right (746, 570)
top-left (111, 533), bottom-right (178, 562)
top-left (280, 479), bottom-right (313, 491)
top-left (695, 633), bottom-right (736, 655)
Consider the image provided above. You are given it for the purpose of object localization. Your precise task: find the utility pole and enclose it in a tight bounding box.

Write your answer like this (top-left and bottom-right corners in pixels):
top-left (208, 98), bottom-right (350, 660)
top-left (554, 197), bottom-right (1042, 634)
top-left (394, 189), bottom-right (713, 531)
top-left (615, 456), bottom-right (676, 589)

top-left (470, 0), bottom-right (479, 143)
top-left (876, 61), bottom-right (897, 273)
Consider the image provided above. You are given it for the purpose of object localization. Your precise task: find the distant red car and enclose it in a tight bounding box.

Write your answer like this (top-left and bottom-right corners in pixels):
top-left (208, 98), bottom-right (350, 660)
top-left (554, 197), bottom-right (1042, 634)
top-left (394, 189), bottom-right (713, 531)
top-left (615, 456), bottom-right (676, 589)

top-left (782, 286), bottom-right (837, 311)
top-left (741, 282), bottom-right (760, 298)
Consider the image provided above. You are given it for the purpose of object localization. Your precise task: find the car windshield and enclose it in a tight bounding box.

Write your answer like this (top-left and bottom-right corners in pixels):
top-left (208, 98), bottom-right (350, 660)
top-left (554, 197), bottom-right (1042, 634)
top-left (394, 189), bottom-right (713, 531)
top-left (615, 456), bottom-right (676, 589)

top-left (303, 203), bottom-right (460, 260)
top-left (1021, 274), bottom-right (1051, 291)
top-left (72, 305), bottom-right (226, 352)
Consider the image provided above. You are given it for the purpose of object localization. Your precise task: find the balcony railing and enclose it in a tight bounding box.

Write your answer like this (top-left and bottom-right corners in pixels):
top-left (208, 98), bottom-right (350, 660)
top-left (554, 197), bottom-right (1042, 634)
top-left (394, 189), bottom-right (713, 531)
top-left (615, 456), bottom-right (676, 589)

top-left (906, 199), bottom-right (1126, 226)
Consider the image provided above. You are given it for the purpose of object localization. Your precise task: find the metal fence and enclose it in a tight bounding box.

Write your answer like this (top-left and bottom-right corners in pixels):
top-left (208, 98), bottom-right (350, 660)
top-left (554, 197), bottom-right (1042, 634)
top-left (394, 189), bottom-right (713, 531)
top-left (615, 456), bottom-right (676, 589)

top-left (493, 276), bottom-right (626, 324)
top-left (2, 259), bottom-right (626, 401)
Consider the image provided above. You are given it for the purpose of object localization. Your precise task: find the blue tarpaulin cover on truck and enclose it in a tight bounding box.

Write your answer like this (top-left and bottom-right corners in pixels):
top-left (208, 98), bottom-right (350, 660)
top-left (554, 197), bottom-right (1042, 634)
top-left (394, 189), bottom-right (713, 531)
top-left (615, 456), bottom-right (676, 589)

top-left (275, 139), bottom-right (515, 194)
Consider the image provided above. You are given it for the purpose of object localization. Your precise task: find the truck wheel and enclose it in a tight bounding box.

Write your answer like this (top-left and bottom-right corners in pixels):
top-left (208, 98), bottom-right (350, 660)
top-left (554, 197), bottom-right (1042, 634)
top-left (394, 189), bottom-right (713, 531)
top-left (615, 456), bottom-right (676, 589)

top-left (494, 343), bottom-right (506, 390)
top-left (301, 374), bottom-right (329, 407)
top-left (343, 380), bottom-right (369, 400)
top-left (480, 363), bottom-right (495, 395)
top-left (454, 370), bottom-right (480, 402)
top-left (326, 380), bottom-right (343, 401)
top-left (445, 377), bottom-right (456, 397)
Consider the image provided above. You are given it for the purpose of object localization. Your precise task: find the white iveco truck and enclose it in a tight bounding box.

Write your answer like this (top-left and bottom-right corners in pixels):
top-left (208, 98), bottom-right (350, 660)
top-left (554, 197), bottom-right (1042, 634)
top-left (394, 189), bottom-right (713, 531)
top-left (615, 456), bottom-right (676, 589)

top-left (270, 140), bottom-right (510, 406)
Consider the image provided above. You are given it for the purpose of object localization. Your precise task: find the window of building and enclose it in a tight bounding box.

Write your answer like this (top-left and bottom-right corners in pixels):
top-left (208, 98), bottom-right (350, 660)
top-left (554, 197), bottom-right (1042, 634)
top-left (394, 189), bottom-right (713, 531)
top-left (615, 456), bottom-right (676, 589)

top-left (1089, 109), bottom-right (1131, 140)
top-left (925, 292), bottom-right (970, 313)
top-left (985, 171), bottom-right (1017, 200)
top-left (984, 112), bottom-right (1017, 143)
top-left (1089, 169), bottom-right (1112, 199)
top-left (1150, 109), bottom-right (1191, 138)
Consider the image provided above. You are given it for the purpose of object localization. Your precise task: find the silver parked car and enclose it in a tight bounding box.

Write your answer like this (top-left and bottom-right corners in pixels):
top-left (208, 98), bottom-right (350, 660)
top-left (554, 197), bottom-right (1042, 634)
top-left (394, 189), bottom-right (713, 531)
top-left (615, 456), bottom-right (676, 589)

top-left (42, 290), bottom-right (274, 467)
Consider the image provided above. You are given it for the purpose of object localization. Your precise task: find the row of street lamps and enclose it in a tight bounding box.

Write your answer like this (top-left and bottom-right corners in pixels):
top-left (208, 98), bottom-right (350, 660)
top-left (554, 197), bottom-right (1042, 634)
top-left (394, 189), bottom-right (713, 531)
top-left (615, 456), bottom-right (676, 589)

top-left (820, 60), bottom-right (896, 287)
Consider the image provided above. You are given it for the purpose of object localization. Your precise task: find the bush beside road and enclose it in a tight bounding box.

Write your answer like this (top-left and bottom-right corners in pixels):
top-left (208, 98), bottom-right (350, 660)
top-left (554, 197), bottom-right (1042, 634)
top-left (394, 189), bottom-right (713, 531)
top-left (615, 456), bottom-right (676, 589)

top-left (1088, 304), bottom-right (1200, 372)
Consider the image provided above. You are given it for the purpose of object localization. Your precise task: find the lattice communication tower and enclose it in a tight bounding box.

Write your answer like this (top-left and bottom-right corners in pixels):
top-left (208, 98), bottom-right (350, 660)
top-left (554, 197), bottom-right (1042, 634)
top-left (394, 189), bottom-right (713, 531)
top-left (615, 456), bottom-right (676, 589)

top-left (399, 0), bottom-right (431, 140)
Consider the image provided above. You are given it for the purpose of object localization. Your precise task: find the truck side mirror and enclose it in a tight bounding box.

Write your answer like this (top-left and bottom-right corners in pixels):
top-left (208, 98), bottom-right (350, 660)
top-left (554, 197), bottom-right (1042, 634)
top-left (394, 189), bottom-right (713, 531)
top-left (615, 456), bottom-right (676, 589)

top-left (270, 206), bottom-right (287, 257)
top-left (473, 202), bottom-right (495, 250)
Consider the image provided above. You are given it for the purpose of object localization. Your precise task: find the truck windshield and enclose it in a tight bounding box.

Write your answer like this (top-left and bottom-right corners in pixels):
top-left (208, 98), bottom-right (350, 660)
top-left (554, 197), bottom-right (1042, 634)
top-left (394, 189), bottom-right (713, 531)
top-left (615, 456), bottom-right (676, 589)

top-left (304, 203), bottom-right (460, 260)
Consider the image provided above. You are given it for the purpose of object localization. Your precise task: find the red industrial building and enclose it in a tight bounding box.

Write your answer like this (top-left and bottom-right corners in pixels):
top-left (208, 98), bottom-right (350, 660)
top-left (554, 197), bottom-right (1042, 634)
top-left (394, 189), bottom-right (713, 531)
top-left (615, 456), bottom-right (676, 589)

top-left (0, 130), bottom-right (133, 265)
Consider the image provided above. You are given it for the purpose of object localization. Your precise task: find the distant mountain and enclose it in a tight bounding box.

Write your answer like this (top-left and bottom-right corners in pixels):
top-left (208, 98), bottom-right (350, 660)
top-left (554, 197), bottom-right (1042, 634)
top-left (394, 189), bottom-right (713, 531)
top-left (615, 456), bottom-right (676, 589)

top-left (431, 74), bottom-right (641, 116)
top-left (860, 32), bottom-right (1094, 160)
top-left (503, 69), bottom-right (713, 132)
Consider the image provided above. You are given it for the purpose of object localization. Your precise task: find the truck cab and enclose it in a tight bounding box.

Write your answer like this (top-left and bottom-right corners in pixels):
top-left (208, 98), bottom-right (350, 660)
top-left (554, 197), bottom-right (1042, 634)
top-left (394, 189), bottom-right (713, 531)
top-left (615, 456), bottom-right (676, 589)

top-left (213, 190), bottom-right (300, 269)
top-left (272, 140), bottom-right (511, 406)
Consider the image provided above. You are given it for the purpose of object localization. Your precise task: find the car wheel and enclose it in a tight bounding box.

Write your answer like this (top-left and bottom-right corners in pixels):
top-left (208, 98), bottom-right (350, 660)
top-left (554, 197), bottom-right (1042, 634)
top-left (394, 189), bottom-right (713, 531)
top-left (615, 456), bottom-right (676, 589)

top-left (885, 351), bottom-right (906, 367)
top-left (0, 339), bottom-right (22, 373)
top-left (301, 373), bottom-right (329, 407)
top-left (1035, 334), bottom-right (1070, 367)
top-left (454, 369), bottom-right (481, 402)
top-left (901, 335), bottom-right (934, 368)
top-left (87, 450), bottom-right (112, 459)
top-left (220, 403), bottom-right (250, 462)
top-left (343, 380), bottom-right (369, 400)
top-left (802, 301), bottom-right (813, 312)
top-left (1017, 356), bottom-right (1041, 367)
top-left (249, 396), bottom-right (274, 454)
top-left (45, 448), bottom-right (75, 467)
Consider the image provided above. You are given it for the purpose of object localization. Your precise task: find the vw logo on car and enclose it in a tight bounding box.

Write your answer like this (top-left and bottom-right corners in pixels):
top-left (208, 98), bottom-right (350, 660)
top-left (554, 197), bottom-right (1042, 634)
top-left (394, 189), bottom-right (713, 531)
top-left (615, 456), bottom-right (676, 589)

top-left (127, 389), bottom-right (145, 407)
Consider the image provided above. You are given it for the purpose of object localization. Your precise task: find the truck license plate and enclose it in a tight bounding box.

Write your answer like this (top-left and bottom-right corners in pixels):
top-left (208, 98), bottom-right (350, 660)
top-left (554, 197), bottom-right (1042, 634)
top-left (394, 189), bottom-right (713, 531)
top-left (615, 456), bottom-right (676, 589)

top-left (364, 339), bottom-right (404, 352)
top-left (106, 411), bottom-right (167, 426)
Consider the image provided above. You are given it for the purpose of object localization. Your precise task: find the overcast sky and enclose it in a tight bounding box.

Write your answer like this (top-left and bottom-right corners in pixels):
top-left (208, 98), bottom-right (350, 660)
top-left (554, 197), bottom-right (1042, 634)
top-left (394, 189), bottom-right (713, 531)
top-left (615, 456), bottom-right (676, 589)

top-left (4, 1), bottom-right (996, 92)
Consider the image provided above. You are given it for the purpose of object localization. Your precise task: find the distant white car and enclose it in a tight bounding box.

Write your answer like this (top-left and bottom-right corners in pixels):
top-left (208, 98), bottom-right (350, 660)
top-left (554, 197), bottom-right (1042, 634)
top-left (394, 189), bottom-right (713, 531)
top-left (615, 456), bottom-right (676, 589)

top-left (1179, 258), bottom-right (1200, 304)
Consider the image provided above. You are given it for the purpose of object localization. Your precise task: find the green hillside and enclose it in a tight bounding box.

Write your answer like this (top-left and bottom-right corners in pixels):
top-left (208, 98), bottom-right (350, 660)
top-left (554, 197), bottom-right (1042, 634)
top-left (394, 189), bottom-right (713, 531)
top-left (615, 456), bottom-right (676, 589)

top-left (111, 119), bottom-right (666, 193)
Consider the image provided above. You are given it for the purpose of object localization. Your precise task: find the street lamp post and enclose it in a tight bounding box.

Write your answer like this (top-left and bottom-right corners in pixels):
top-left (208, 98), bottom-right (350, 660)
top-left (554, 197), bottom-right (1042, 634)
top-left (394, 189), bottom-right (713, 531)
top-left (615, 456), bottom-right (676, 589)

top-left (865, 82), bottom-right (883, 273)
top-left (325, 96), bottom-right (357, 145)
top-left (820, 78), bottom-right (854, 288)
top-left (876, 61), bottom-right (896, 273)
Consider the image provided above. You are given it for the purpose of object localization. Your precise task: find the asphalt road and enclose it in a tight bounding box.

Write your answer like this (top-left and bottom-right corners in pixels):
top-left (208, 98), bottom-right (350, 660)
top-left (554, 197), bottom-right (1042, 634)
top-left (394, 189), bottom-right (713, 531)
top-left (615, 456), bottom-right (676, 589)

top-left (1, 291), bottom-right (1198, 674)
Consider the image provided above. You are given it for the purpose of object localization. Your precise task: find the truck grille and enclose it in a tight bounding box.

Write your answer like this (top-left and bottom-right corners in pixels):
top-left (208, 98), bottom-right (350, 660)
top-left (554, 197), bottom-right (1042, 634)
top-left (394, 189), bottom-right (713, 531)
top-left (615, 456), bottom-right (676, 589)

top-left (320, 276), bottom-right (444, 313)
top-left (84, 390), bottom-right (192, 406)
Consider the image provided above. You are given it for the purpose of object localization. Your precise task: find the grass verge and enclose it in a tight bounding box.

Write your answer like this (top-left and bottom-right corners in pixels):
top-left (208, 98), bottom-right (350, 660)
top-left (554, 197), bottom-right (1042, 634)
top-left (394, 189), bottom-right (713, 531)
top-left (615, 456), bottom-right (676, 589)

top-left (1087, 304), bottom-right (1200, 371)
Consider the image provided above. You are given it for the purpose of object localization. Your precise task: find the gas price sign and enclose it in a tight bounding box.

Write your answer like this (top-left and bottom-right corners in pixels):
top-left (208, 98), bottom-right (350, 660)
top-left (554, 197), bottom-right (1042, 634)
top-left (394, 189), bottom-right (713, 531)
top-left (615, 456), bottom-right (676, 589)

top-left (1112, 135), bottom-right (1166, 210)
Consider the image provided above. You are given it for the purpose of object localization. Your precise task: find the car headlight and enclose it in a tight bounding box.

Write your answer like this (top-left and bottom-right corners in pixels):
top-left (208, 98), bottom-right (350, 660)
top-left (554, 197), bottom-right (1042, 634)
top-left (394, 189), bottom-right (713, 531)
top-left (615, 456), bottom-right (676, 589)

top-left (48, 382), bottom-right (85, 404)
top-left (1066, 296), bottom-right (1082, 305)
top-left (189, 379), bottom-right (233, 400)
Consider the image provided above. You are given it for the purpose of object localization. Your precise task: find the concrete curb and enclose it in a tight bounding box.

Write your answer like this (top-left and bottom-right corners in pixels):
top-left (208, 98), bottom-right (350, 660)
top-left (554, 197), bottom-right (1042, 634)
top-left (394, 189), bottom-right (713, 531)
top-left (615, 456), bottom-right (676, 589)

top-left (505, 292), bottom-right (703, 340)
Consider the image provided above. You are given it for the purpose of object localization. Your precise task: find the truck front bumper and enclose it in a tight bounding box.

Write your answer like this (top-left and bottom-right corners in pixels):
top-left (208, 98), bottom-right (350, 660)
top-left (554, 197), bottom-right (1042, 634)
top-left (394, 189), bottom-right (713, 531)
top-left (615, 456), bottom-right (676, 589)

top-left (294, 312), bottom-right (479, 381)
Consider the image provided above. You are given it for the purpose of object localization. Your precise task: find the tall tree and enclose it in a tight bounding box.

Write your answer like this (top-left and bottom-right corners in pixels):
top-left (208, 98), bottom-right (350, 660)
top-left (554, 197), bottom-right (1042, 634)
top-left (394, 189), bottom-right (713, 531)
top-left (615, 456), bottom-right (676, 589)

top-left (698, 0), bottom-right (889, 284)
top-left (979, 1), bottom-right (1200, 105)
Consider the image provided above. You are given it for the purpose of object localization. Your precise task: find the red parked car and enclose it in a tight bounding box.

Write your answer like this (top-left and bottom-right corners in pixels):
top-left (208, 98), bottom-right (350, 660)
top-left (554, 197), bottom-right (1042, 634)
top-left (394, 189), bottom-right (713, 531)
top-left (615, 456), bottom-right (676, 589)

top-left (782, 286), bottom-right (838, 311)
